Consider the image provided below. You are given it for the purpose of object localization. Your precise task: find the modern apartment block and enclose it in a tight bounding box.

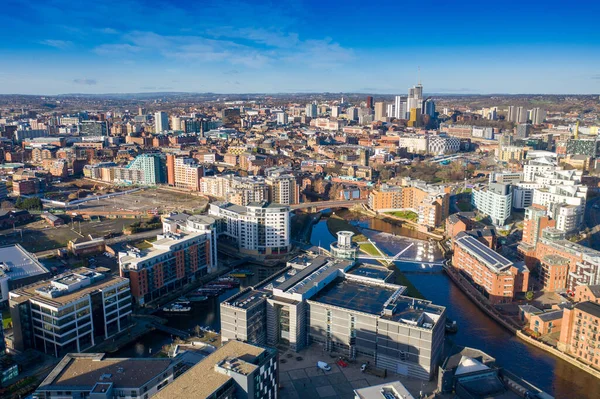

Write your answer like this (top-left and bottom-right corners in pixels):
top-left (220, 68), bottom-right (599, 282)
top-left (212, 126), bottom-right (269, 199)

top-left (452, 232), bottom-right (529, 304)
top-left (368, 180), bottom-right (450, 228)
top-left (209, 201), bottom-right (290, 256)
top-left (221, 246), bottom-right (446, 380)
top-left (126, 153), bottom-right (166, 185)
top-left (33, 353), bottom-right (181, 399)
top-left (201, 175), bottom-right (268, 206)
top-left (171, 156), bottom-right (204, 191)
top-left (558, 301), bottom-right (600, 370)
top-left (265, 173), bottom-right (299, 205)
top-left (9, 268), bottom-right (132, 357)
top-left (471, 182), bottom-right (512, 226)
top-left (119, 226), bottom-right (217, 306)
top-left (153, 340), bottom-right (278, 399)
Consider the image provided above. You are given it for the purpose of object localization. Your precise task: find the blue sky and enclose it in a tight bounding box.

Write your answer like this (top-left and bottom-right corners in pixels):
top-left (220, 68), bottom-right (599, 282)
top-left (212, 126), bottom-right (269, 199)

top-left (1, 0), bottom-right (599, 95)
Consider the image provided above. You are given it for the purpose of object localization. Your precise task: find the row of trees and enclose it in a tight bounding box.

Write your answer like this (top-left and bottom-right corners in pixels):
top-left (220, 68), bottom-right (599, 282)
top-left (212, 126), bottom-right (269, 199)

top-left (15, 197), bottom-right (42, 211)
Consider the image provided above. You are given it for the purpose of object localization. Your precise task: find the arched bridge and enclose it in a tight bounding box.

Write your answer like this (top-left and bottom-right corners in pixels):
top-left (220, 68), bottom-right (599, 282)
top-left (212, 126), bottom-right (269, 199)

top-left (291, 199), bottom-right (367, 211)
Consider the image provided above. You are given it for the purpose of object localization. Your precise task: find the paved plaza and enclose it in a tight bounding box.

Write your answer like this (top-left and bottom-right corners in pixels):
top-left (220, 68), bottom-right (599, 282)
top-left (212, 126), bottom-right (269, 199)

top-left (278, 344), bottom-right (437, 399)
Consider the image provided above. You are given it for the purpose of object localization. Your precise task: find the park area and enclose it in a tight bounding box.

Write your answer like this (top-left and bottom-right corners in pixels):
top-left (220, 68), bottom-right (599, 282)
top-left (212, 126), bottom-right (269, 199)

top-left (384, 210), bottom-right (418, 222)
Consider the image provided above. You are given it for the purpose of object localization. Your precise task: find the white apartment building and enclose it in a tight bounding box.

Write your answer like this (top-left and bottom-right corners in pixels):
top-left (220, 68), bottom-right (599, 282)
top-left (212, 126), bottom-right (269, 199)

top-left (9, 269), bottom-right (131, 357)
top-left (472, 182), bottom-right (512, 226)
top-left (201, 175), bottom-right (268, 206)
top-left (398, 135), bottom-right (428, 153)
top-left (209, 201), bottom-right (291, 255)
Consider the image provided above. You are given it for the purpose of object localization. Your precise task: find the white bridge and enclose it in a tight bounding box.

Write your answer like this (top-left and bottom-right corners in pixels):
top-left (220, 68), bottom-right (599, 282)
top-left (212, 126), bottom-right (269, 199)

top-left (356, 241), bottom-right (442, 266)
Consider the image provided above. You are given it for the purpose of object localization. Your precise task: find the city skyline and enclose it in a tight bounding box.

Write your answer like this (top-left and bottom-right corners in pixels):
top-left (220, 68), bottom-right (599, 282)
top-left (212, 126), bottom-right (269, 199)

top-left (1, 0), bottom-right (600, 95)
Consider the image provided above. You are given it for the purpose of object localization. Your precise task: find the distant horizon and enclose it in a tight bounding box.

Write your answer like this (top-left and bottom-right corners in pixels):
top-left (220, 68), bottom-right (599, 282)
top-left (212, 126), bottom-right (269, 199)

top-left (1, 1), bottom-right (599, 95)
top-left (0, 90), bottom-right (598, 97)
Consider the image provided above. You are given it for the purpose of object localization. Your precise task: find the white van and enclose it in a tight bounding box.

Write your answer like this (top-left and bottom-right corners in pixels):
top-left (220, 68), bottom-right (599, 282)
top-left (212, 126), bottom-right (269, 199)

top-left (317, 361), bottom-right (331, 371)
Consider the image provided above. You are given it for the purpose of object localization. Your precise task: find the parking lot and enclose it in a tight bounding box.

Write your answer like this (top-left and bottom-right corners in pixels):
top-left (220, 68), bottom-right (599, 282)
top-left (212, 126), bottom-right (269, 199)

top-left (77, 188), bottom-right (208, 214)
top-left (278, 344), bottom-right (436, 399)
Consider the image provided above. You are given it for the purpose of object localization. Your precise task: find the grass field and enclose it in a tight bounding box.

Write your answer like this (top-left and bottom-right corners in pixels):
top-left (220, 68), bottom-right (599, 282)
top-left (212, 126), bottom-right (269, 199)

top-left (385, 210), bottom-right (418, 222)
top-left (456, 200), bottom-right (473, 212)
top-left (2, 308), bottom-right (12, 329)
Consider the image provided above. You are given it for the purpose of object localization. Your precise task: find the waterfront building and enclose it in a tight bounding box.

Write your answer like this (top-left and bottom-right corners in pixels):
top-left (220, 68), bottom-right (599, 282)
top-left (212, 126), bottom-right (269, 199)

top-left (558, 301), bottom-right (600, 370)
top-left (9, 268), bottom-right (132, 357)
top-left (368, 180), bottom-right (449, 229)
top-left (0, 244), bottom-right (51, 303)
top-left (33, 353), bottom-right (181, 399)
top-left (452, 232), bottom-right (529, 304)
top-left (471, 183), bottom-right (512, 226)
top-left (153, 340), bottom-right (278, 399)
top-left (438, 345), bottom-right (551, 398)
top-left (119, 228), bottom-right (217, 306)
top-left (221, 251), bottom-right (446, 380)
top-left (574, 285), bottom-right (600, 304)
top-left (208, 201), bottom-right (290, 256)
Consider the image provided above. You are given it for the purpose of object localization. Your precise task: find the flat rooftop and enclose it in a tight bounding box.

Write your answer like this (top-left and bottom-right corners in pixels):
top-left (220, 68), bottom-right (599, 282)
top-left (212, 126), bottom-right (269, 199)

top-left (354, 381), bottom-right (415, 399)
top-left (0, 244), bottom-right (49, 281)
top-left (10, 267), bottom-right (127, 308)
top-left (347, 264), bottom-right (393, 281)
top-left (310, 277), bottom-right (397, 315)
top-left (37, 353), bottom-right (172, 390)
top-left (153, 341), bottom-right (266, 399)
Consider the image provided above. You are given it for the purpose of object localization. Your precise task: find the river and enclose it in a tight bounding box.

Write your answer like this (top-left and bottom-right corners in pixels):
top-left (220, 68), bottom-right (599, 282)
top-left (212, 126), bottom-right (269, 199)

top-left (309, 211), bottom-right (600, 399)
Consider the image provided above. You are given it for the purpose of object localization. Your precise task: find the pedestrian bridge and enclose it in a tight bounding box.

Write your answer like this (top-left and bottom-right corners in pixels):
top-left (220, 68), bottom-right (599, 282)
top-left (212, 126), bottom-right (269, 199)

top-left (291, 199), bottom-right (367, 211)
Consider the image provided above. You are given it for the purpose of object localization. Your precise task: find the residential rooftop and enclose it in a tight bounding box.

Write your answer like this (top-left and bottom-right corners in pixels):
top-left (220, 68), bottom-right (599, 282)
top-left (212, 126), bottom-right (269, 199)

top-left (455, 232), bottom-right (513, 273)
top-left (36, 353), bottom-right (173, 391)
top-left (152, 341), bottom-right (267, 399)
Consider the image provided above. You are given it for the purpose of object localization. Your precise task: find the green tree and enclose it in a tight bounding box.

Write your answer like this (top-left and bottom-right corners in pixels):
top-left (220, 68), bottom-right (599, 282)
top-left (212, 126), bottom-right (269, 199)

top-left (525, 291), bottom-right (534, 301)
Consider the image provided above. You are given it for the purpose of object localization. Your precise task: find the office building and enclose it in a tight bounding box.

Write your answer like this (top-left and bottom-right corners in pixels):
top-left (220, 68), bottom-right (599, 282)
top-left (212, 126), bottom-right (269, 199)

top-left (566, 138), bottom-right (600, 157)
top-left (265, 174), bottom-right (299, 205)
top-left (221, 250), bottom-right (446, 380)
top-left (407, 84), bottom-right (423, 116)
top-left (452, 232), bottom-right (529, 304)
top-left (119, 226), bottom-right (217, 306)
top-left (366, 96), bottom-right (373, 109)
top-left (126, 153), bottom-right (166, 185)
top-left (331, 106), bottom-right (341, 118)
top-left (153, 341), bottom-right (278, 399)
top-left (80, 121), bottom-right (108, 136)
top-left (33, 353), bottom-right (181, 399)
top-left (209, 201), bottom-right (291, 256)
top-left (9, 268), bottom-right (132, 357)
top-left (305, 103), bottom-right (317, 118)
top-left (471, 183), bottom-right (513, 226)
top-left (374, 102), bottom-right (386, 122)
top-left (427, 136), bottom-right (460, 155)
top-left (423, 99), bottom-right (436, 118)
top-left (154, 112), bottom-right (169, 133)
top-left (346, 106), bottom-right (358, 121)
top-left (394, 96), bottom-right (407, 119)
top-left (0, 244), bottom-right (51, 303)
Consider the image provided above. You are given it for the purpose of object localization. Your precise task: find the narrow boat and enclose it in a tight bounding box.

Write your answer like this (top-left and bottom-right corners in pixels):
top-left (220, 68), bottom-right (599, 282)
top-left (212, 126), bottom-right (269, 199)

top-left (162, 303), bottom-right (191, 313)
top-left (188, 295), bottom-right (209, 302)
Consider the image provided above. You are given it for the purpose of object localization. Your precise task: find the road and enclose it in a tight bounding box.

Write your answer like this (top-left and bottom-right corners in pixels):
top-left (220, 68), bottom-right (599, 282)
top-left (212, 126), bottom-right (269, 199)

top-left (35, 228), bottom-right (162, 257)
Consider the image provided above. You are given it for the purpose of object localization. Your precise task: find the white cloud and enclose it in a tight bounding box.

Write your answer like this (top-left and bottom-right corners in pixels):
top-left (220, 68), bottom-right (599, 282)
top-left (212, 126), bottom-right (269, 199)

top-left (40, 39), bottom-right (73, 49)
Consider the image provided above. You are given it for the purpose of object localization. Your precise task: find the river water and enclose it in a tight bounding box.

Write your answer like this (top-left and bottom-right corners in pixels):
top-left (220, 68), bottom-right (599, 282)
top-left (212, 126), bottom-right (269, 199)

top-left (113, 211), bottom-right (599, 398)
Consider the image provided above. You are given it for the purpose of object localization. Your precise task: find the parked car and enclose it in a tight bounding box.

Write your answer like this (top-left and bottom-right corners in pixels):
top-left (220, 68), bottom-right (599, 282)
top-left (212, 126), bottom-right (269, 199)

top-left (317, 361), bottom-right (331, 371)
